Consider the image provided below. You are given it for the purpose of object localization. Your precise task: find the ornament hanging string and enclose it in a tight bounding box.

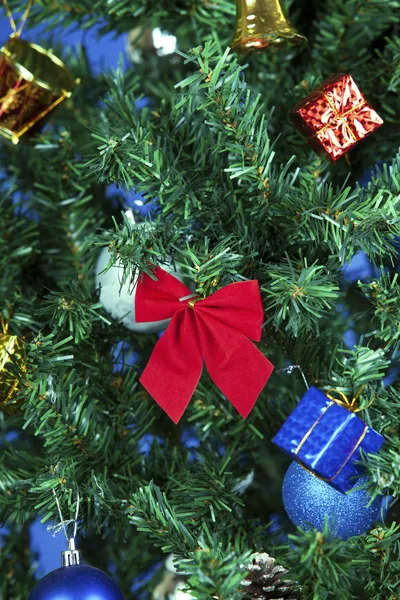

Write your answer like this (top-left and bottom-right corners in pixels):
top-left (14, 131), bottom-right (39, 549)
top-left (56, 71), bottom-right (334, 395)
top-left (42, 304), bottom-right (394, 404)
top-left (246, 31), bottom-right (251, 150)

top-left (277, 364), bottom-right (309, 390)
top-left (278, 366), bottom-right (374, 413)
top-left (48, 488), bottom-right (80, 541)
top-left (2, 0), bottom-right (34, 37)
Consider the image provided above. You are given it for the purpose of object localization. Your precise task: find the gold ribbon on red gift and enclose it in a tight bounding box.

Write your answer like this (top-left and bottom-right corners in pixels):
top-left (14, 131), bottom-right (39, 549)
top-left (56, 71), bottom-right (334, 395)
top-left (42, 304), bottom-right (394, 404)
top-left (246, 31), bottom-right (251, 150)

top-left (293, 386), bottom-right (373, 484)
top-left (314, 95), bottom-right (366, 145)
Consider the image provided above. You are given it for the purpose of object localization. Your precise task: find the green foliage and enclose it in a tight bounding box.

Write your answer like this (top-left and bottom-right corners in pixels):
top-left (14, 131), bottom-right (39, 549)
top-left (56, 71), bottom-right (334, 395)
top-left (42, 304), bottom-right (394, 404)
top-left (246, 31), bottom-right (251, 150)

top-left (359, 272), bottom-right (400, 352)
top-left (283, 525), bottom-right (355, 599)
top-left (357, 524), bottom-right (400, 599)
top-left (38, 283), bottom-right (111, 343)
top-left (263, 258), bottom-right (340, 336)
top-left (1, 0), bottom-right (400, 599)
top-left (129, 479), bottom-right (252, 599)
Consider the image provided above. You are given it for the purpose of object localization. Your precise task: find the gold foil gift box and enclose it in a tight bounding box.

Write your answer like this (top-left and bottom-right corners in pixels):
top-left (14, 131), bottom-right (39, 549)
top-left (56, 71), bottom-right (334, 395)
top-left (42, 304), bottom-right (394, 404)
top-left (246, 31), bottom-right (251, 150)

top-left (0, 35), bottom-right (77, 143)
top-left (0, 331), bottom-right (26, 415)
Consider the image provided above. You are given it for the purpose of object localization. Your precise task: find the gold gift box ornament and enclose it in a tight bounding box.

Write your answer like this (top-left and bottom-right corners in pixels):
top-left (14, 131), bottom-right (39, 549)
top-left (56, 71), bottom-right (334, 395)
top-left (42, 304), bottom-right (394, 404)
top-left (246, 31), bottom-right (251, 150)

top-left (0, 35), bottom-right (78, 144)
top-left (0, 330), bottom-right (26, 415)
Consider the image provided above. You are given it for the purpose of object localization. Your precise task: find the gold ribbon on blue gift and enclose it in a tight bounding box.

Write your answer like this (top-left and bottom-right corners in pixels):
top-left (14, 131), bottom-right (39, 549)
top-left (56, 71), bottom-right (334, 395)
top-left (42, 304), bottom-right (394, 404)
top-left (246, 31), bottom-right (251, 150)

top-left (293, 385), bottom-right (374, 483)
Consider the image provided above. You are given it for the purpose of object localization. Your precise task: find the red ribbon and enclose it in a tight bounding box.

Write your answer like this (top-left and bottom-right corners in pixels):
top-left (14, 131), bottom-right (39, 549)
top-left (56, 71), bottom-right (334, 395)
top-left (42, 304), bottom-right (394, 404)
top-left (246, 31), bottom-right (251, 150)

top-left (136, 267), bottom-right (274, 423)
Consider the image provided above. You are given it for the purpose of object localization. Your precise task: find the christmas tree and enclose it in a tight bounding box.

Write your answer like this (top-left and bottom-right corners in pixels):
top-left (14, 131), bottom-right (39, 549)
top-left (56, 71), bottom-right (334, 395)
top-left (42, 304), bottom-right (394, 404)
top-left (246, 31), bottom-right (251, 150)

top-left (1, 0), bottom-right (400, 599)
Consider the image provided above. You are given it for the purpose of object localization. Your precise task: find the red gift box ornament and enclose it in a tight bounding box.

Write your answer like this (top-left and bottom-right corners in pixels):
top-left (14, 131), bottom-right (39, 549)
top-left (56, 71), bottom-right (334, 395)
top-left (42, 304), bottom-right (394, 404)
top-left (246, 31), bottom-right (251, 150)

top-left (135, 267), bottom-right (274, 423)
top-left (291, 74), bottom-right (383, 161)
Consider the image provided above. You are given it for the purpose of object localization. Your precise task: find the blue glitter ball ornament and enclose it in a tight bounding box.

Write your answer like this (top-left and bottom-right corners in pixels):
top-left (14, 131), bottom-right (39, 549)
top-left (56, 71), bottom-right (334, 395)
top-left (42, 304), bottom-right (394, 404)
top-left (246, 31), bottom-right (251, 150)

top-left (282, 461), bottom-right (382, 539)
top-left (27, 564), bottom-right (125, 600)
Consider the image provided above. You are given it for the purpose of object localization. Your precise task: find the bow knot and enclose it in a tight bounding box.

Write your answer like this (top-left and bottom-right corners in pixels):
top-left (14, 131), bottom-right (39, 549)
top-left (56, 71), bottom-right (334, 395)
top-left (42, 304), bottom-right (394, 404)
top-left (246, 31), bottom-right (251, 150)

top-left (326, 385), bottom-right (374, 413)
top-left (136, 267), bottom-right (274, 423)
top-left (187, 297), bottom-right (198, 309)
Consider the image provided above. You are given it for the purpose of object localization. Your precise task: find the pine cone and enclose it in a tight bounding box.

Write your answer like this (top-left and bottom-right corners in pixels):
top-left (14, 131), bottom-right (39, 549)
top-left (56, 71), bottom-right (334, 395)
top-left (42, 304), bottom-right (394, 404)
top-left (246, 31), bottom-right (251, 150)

top-left (240, 553), bottom-right (301, 600)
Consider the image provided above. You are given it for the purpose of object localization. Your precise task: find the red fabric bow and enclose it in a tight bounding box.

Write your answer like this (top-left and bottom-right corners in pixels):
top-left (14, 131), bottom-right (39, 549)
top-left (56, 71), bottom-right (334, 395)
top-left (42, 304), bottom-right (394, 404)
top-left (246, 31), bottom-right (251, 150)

top-left (136, 267), bottom-right (274, 423)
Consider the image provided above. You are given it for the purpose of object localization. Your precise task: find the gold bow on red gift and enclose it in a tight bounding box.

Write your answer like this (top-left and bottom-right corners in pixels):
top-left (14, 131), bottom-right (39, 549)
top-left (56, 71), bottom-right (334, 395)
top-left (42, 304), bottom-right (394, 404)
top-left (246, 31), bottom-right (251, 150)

top-left (315, 95), bottom-right (366, 148)
top-left (291, 74), bottom-right (384, 161)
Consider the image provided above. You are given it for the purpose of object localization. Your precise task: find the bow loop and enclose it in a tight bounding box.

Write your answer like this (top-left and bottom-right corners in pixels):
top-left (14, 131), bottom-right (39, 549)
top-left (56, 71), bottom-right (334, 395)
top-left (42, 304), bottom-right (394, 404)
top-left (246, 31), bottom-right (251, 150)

top-left (135, 266), bottom-right (192, 323)
top-left (193, 280), bottom-right (264, 342)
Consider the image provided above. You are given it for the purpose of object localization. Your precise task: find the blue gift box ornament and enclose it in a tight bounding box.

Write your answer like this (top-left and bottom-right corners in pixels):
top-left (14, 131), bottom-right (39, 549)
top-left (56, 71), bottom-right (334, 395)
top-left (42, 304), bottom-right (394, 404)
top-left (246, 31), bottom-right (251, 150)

top-left (272, 386), bottom-right (384, 493)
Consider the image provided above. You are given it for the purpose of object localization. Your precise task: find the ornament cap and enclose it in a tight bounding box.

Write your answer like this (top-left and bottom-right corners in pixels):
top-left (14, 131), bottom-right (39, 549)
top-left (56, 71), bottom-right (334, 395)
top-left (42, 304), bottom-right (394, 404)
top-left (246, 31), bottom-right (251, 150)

top-left (62, 537), bottom-right (82, 567)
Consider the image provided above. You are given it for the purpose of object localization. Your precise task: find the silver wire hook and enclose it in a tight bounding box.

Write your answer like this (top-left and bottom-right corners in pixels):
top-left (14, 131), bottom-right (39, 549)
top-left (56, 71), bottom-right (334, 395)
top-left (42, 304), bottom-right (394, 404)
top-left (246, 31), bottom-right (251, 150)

top-left (276, 364), bottom-right (309, 390)
top-left (49, 488), bottom-right (80, 542)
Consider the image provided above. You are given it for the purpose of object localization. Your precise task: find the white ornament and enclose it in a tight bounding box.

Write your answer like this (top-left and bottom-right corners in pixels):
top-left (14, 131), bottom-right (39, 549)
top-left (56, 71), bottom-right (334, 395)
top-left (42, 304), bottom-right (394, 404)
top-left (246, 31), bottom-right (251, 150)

top-left (165, 554), bottom-right (186, 576)
top-left (95, 215), bottom-right (181, 333)
top-left (172, 583), bottom-right (192, 600)
top-left (126, 26), bottom-right (177, 63)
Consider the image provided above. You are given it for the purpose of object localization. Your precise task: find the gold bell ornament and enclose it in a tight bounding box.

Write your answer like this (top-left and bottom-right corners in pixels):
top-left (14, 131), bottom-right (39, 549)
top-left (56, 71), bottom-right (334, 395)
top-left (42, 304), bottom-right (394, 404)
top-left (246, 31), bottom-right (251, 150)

top-left (0, 0), bottom-right (78, 144)
top-left (0, 320), bottom-right (26, 415)
top-left (231, 0), bottom-right (307, 54)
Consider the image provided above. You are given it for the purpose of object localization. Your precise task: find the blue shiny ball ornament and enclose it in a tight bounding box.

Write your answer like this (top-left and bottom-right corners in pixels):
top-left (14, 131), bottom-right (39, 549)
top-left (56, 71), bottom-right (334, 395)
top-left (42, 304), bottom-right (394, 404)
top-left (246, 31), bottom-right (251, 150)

top-left (282, 461), bottom-right (383, 539)
top-left (27, 564), bottom-right (125, 600)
